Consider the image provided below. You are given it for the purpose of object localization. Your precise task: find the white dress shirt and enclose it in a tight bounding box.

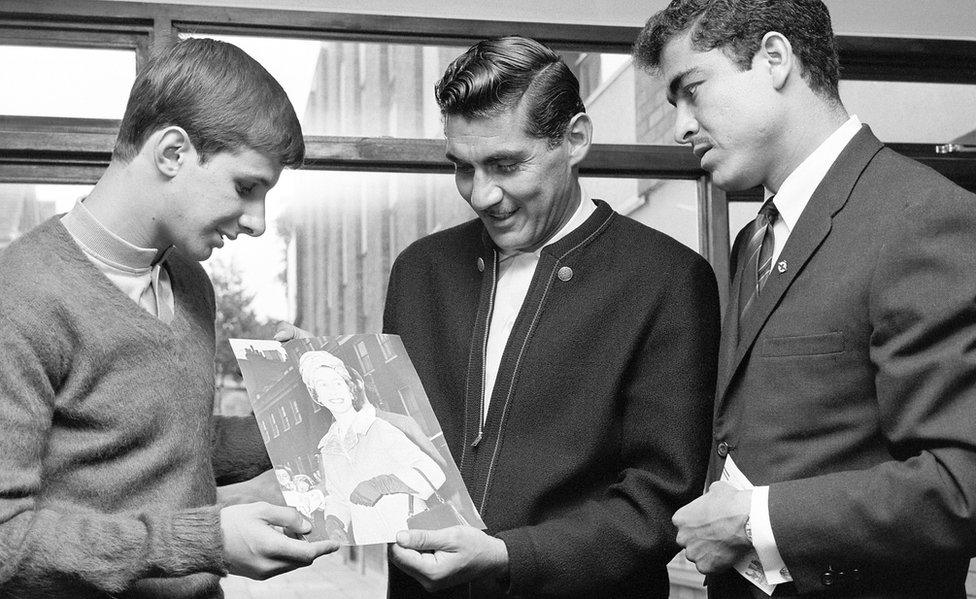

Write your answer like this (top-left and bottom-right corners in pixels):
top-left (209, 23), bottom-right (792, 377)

top-left (750, 115), bottom-right (863, 584)
top-left (61, 199), bottom-right (175, 323)
top-left (482, 187), bottom-right (596, 423)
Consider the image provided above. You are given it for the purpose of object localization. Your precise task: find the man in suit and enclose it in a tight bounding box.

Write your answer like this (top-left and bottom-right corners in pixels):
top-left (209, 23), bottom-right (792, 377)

top-left (383, 36), bottom-right (720, 597)
top-left (634, 1), bottom-right (976, 597)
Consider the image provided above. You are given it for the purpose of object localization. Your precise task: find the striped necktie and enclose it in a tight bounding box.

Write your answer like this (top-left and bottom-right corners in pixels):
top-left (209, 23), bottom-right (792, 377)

top-left (738, 197), bottom-right (779, 323)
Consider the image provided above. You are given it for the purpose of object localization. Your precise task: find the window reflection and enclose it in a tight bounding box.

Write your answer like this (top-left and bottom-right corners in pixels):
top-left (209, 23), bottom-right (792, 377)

top-left (0, 184), bottom-right (88, 250)
top-left (0, 46), bottom-right (134, 119)
top-left (840, 80), bottom-right (976, 144)
top-left (207, 169), bottom-right (701, 345)
top-left (182, 34), bottom-right (671, 145)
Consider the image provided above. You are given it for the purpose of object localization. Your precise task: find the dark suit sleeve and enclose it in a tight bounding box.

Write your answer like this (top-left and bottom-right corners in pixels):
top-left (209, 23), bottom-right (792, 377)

top-left (496, 255), bottom-right (720, 596)
top-left (382, 255), bottom-right (402, 336)
top-left (768, 177), bottom-right (976, 591)
top-left (211, 415), bottom-right (272, 485)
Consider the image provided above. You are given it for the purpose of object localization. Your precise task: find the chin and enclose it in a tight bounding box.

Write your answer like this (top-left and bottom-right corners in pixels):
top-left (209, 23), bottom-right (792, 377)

top-left (711, 170), bottom-right (759, 192)
top-left (194, 248), bottom-right (214, 261)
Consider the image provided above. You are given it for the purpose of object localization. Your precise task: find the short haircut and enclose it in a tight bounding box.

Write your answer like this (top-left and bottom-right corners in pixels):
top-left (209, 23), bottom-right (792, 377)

top-left (435, 36), bottom-right (585, 147)
top-left (113, 37), bottom-right (304, 167)
top-left (633, 0), bottom-right (841, 102)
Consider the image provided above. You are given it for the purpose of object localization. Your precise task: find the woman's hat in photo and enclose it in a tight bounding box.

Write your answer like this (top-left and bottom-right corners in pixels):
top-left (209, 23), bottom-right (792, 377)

top-left (299, 349), bottom-right (351, 386)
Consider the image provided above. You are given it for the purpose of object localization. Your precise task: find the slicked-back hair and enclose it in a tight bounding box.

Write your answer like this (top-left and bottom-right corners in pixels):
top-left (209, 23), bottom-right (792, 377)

top-left (435, 36), bottom-right (585, 148)
top-left (634, 0), bottom-right (841, 102)
top-left (113, 37), bottom-right (304, 167)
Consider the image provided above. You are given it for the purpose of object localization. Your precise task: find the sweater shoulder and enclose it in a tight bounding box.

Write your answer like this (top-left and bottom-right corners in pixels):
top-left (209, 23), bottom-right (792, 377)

top-left (606, 211), bottom-right (711, 271)
top-left (0, 218), bottom-right (82, 303)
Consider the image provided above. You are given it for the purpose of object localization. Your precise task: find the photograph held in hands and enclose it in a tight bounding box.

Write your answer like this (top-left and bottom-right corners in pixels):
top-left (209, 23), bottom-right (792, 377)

top-left (230, 334), bottom-right (485, 546)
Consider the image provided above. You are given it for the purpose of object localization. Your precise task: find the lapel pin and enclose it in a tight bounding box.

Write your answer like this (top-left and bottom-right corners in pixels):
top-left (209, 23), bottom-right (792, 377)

top-left (777, 260), bottom-right (788, 273)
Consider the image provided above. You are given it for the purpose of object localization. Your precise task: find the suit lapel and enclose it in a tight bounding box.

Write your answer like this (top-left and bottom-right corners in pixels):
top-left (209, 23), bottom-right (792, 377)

top-left (715, 126), bottom-right (885, 407)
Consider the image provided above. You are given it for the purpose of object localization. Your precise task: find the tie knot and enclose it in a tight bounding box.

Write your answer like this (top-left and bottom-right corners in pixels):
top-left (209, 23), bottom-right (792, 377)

top-left (758, 197), bottom-right (778, 225)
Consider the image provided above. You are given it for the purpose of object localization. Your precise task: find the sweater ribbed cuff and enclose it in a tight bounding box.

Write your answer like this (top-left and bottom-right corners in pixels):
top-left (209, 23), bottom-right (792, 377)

top-left (163, 506), bottom-right (226, 576)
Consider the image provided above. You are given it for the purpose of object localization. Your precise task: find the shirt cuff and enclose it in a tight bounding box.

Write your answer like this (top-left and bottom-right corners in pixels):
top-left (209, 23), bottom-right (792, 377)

top-left (750, 486), bottom-right (792, 584)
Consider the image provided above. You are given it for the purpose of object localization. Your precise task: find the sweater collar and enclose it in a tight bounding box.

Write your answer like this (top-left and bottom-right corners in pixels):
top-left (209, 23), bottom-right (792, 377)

top-left (61, 199), bottom-right (168, 272)
top-left (479, 198), bottom-right (615, 260)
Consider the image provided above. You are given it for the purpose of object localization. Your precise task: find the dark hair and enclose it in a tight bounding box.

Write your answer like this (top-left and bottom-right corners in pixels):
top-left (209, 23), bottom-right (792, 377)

top-left (633, 0), bottom-right (841, 101)
top-left (113, 37), bottom-right (304, 166)
top-left (435, 36), bottom-right (585, 147)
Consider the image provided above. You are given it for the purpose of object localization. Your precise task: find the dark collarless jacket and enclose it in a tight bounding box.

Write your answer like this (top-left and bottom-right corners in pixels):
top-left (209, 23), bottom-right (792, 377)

top-left (708, 127), bottom-right (976, 598)
top-left (383, 199), bottom-right (720, 598)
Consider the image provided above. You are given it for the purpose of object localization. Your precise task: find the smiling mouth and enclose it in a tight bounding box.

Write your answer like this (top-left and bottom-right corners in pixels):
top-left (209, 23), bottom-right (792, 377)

top-left (484, 208), bottom-right (518, 222)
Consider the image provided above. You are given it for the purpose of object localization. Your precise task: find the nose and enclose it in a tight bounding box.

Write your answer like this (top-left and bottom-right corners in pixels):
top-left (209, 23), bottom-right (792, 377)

top-left (239, 197), bottom-right (267, 238)
top-left (673, 102), bottom-right (699, 146)
top-left (467, 170), bottom-right (503, 212)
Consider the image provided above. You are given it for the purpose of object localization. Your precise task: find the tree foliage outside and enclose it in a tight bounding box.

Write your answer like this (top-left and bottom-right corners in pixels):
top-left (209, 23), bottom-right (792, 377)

top-left (210, 260), bottom-right (278, 380)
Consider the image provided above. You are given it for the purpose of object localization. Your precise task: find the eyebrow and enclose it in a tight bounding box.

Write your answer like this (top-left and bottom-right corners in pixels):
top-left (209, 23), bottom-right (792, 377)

top-left (238, 174), bottom-right (273, 188)
top-left (667, 66), bottom-right (702, 105)
top-left (444, 150), bottom-right (526, 165)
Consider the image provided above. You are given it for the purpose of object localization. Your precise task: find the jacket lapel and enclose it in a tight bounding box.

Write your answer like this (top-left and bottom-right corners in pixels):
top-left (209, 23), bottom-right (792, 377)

top-left (715, 126), bottom-right (885, 406)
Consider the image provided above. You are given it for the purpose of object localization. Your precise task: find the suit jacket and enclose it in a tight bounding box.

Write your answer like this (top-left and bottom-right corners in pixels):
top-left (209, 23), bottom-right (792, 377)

top-left (384, 200), bottom-right (720, 598)
top-left (708, 126), bottom-right (976, 598)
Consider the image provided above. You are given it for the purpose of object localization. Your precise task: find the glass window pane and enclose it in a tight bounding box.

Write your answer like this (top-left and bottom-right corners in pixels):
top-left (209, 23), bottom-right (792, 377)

top-left (584, 55), bottom-right (680, 146)
top-left (583, 177), bottom-right (699, 252)
top-left (181, 34), bottom-right (466, 139)
top-left (0, 183), bottom-right (89, 249)
top-left (0, 46), bottom-right (135, 119)
top-left (182, 34), bottom-right (672, 145)
top-left (207, 169), bottom-right (701, 347)
top-left (840, 80), bottom-right (976, 143)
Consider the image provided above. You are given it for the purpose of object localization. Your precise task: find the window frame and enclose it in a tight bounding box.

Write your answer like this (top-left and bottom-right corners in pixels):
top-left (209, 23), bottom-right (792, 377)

top-left (3, 0), bottom-right (976, 311)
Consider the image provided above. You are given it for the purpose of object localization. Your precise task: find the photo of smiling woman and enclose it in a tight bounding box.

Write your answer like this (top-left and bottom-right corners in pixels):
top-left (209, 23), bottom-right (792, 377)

top-left (298, 349), bottom-right (447, 545)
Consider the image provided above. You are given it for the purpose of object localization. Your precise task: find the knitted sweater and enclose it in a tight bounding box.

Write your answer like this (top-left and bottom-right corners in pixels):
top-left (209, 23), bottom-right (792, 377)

top-left (0, 218), bottom-right (268, 598)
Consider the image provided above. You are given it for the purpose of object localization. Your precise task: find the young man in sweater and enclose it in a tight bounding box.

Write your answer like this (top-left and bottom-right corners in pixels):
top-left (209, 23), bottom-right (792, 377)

top-left (0, 38), bottom-right (337, 598)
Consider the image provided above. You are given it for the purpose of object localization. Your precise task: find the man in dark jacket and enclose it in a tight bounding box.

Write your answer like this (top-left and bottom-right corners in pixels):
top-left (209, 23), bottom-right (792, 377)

top-left (384, 35), bottom-right (721, 598)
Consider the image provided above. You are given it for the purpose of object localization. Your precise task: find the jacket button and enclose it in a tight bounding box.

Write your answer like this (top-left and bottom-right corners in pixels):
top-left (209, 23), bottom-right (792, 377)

top-left (477, 257), bottom-right (485, 272)
top-left (716, 441), bottom-right (730, 458)
top-left (821, 570), bottom-right (834, 586)
top-left (557, 266), bottom-right (573, 281)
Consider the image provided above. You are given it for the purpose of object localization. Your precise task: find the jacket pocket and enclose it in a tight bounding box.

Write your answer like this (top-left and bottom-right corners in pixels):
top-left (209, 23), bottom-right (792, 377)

top-left (759, 331), bottom-right (845, 356)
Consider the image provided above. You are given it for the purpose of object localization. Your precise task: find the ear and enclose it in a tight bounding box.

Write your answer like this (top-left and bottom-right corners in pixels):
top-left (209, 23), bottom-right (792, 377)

top-left (565, 112), bottom-right (593, 168)
top-left (757, 31), bottom-right (794, 91)
top-left (151, 126), bottom-right (194, 179)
